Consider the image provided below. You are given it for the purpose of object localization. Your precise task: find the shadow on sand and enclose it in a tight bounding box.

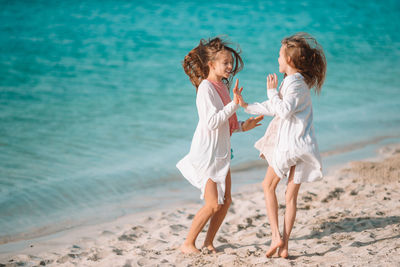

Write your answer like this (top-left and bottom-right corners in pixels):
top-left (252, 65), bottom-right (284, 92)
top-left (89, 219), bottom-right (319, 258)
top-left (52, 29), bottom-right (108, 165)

top-left (215, 215), bottom-right (400, 260)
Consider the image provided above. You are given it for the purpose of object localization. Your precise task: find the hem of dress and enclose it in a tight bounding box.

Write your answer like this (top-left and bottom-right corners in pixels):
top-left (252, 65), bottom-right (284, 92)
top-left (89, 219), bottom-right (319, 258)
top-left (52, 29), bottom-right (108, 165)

top-left (200, 177), bottom-right (226, 205)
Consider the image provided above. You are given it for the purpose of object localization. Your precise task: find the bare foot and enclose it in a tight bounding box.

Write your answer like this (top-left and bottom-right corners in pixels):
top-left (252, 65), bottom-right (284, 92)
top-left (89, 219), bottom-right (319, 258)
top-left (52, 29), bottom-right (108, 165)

top-left (266, 238), bottom-right (284, 258)
top-left (180, 243), bottom-right (200, 254)
top-left (278, 246), bottom-right (289, 259)
top-left (202, 244), bottom-right (217, 254)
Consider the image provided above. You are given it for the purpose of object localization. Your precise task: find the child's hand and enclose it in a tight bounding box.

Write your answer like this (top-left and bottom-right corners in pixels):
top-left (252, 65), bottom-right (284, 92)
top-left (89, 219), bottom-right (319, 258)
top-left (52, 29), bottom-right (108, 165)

top-left (238, 95), bottom-right (248, 108)
top-left (233, 79), bottom-right (244, 105)
top-left (242, 115), bottom-right (264, 131)
top-left (267, 73), bottom-right (278, 90)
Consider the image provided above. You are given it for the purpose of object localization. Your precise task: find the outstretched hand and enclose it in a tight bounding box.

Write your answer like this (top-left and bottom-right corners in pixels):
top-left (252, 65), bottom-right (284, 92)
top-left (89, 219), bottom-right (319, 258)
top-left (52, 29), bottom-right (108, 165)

top-left (242, 115), bottom-right (264, 132)
top-left (267, 73), bottom-right (278, 90)
top-left (232, 79), bottom-right (244, 105)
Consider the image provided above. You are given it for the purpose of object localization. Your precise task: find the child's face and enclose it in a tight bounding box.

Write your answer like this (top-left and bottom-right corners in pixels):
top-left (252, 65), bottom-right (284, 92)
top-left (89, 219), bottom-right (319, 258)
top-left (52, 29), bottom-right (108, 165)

top-left (278, 45), bottom-right (289, 74)
top-left (210, 50), bottom-right (233, 79)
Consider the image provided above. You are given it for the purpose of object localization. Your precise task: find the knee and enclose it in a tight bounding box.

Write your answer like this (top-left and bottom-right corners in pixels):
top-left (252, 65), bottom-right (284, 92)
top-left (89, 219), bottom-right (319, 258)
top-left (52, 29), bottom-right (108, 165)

top-left (224, 196), bottom-right (232, 207)
top-left (206, 202), bottom-right (221, 214)
top-left (262, 180), bottom-right (275, 194)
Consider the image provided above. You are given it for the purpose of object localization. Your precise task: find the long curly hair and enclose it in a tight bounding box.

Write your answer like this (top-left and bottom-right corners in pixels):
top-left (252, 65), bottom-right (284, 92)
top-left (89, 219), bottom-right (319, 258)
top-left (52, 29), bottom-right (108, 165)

top-left (182, 37), bottom-right (243, 91)
top-left (281, 33), bottom-right (327, 94)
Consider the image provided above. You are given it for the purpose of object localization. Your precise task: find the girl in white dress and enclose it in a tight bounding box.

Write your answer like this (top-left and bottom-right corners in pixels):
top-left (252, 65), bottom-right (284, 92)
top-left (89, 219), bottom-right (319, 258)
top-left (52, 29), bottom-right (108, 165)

top-left (239, 33), bottom-right (327, 258)
top-left (177, 37), bottom-right (263, 254)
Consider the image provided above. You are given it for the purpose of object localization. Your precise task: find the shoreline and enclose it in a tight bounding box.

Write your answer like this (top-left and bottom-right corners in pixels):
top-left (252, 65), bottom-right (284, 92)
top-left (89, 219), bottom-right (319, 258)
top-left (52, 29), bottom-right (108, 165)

top-left (1, 138), bottom-right (400, 266)
top-left (2, 135), bottom-right (398, 247)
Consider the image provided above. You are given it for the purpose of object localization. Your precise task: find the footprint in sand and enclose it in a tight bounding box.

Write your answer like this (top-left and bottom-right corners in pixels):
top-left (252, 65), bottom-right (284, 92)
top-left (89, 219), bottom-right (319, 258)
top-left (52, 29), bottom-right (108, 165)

top-left (87, 250), bottom-right (108, 262)
top-left (118, 233), bottom-right (138, 242)
top-left (217, 236), bottom-right (228, 243)
top-left (350, 190), bottom-right (358, 196)
top-left (322, 188), bottom-right (345, 203)
top-left (112, 248), bottom-right (123, 255)
top-left (169, 224), bottom-right (187, 232)
top-left (132, 225), bottom-right (147, 233)
top-left (119, 225), bottom-right (148, 242)
top-left (237, 217), bottom-right (255, 231)
top-left (40, 259), bottom-right (54, 265)
top-left (298, 204), bottom-right (311, 210)
top-left (256, 229), bottom-right (267, 238)
top-left (252, 214), bottom-right (265, 221)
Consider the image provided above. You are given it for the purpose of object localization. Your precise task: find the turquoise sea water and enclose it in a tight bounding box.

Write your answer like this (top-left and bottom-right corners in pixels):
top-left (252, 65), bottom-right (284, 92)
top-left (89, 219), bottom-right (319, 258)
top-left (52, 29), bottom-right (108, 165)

top-left (1, 0), bottom-right (399, 241)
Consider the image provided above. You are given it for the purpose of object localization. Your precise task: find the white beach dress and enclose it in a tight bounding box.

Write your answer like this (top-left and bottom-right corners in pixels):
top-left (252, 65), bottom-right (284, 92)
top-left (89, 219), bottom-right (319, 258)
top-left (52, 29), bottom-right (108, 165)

top-left (176, 80), bottom-right (240, 204)
top-left (246, 73), bottom-right (323, 184)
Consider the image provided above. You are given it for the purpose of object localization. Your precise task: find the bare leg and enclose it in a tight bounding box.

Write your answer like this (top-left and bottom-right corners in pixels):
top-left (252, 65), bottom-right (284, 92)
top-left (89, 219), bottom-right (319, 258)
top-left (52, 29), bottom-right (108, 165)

top-left (278, 166), bottom-right (300, 258)
top-left (203, 170), bottom-right (232, 253)
top-left (180, 179), bottom-right (221, 254)
top-left (262, 166), bottom-right (284, 257)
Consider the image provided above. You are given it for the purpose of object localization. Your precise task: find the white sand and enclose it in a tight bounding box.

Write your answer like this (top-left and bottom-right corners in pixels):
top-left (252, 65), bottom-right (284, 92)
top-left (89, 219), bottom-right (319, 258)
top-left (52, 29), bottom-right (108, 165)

top-left (1, 145), bottom-right (399, 267)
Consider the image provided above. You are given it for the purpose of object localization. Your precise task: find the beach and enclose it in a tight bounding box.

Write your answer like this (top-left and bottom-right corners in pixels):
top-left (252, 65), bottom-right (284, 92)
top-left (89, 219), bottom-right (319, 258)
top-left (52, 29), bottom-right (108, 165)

top-left (1, 1), bottom-right (400, 266)
top-left (1, 0), bottom-right (400, 251)
top-left (1, 144), bottom-right (399, 267)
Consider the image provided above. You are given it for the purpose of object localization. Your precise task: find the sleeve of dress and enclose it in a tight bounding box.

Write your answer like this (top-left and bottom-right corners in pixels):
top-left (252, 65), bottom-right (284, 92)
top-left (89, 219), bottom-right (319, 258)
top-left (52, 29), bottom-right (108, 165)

top-left (233, 121), bottom-right (244, 133)
top-left (196, 84), bottom-right (239, 131)
top-left (244, 101), bottom-right (275, 116)
top-left (267, 81), bottom-right (303, 120)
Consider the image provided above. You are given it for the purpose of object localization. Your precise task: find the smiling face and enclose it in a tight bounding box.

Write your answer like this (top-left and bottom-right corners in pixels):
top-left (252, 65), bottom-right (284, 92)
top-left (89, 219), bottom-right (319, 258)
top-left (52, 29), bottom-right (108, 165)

top-left (209, 50), bottom-right (233, 80)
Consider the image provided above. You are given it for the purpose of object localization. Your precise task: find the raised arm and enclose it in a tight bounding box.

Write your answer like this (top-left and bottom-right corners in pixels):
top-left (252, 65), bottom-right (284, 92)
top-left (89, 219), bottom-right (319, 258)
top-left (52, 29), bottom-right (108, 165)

top-left (267, 73), bottom-right (303, 120)
top-left (236, 84), bottom-right (275, 116)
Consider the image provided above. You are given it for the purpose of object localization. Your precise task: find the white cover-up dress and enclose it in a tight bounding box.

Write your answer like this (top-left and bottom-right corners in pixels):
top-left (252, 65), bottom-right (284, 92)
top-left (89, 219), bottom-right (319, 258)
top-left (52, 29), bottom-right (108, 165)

top-left (176, 80), bottom-right (240, 204)
top-left (245, 73), bottom-right (323, 184)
